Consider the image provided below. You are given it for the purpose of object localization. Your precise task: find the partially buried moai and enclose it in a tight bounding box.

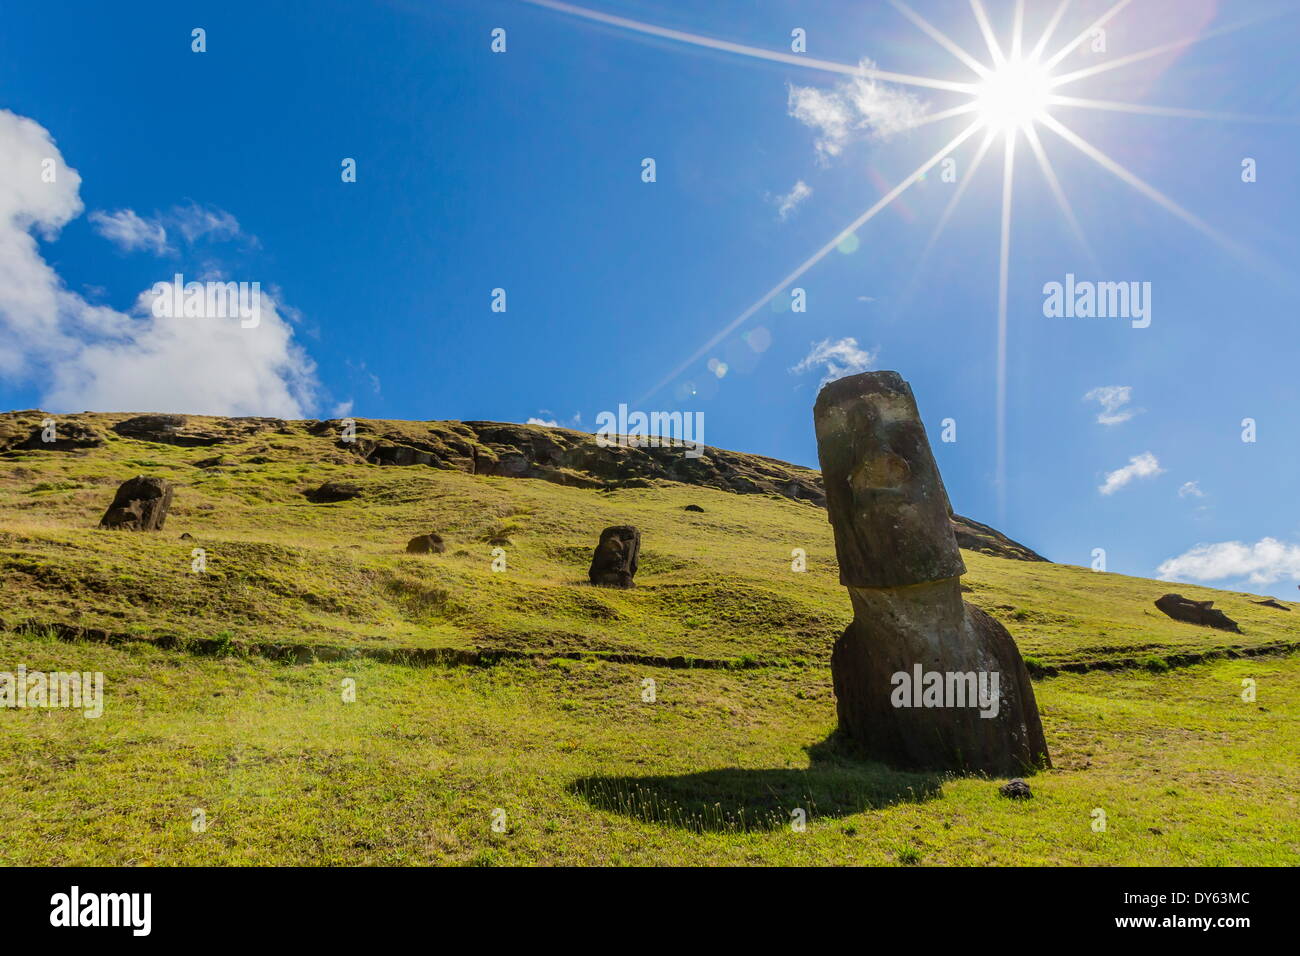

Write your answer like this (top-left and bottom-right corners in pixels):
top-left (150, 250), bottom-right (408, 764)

top-left (814, 371), bottom-right (1049, 776)
top-left (588, 526), bottom-right (640, 588)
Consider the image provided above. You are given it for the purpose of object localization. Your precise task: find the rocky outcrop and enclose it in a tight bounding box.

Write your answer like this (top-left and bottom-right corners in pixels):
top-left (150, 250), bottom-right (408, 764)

top-left (406, 533), bottom-right (446, 554)
top-left (815, 371), bottom-right (1049, 776)
top-left (99, 476), bottom-right (173, 531)
top-left (952, 515), bottom-right (1047, 562)
top-left (114, 414), bottom-right (284, 447)
top-left (589, 526), bottom-right (640, 588)
top-left (1154, 593), bottom-right (1241, 633)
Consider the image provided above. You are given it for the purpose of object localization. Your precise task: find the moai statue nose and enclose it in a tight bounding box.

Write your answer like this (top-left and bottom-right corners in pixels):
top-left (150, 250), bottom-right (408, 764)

top-left (814, 371), bottom-right (1050, 777)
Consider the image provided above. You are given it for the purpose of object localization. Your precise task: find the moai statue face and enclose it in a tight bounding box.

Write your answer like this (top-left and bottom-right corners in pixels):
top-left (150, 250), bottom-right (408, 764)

top-left (814, 371), bottom-right (965, 588)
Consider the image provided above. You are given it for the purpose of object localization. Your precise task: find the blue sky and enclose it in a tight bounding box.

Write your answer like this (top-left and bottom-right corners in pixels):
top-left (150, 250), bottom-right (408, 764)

top-left (2, 0), bottom-right (1299, 596)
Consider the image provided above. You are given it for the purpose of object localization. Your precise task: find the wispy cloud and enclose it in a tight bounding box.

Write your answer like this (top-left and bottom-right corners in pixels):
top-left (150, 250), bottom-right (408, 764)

top-left (1099, 451), bottom-right (1163, 495)
top-left (89, 208), bottom-right (170, 255)
top-left (791, 337), bottom-right (878, 385)
top-left (770, 180), bottom-right (812, 220)
top-left (1083, 385), bottom-right (1138, 425)
top-left (171, 202), bottom-right (243, 244)
top-left (1178, 480), bottom-right (1205, 499)
top-left (89, 202), bottom-right (249, 257)
top-left (1158, 538), bottom-right (1300, 586)
top-left (788, 59), bottom-right (927, 162)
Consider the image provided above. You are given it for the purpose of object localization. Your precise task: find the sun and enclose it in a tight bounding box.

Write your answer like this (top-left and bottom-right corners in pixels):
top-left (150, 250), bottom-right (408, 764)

top-left (975, 56), bottom-right (1053, 133)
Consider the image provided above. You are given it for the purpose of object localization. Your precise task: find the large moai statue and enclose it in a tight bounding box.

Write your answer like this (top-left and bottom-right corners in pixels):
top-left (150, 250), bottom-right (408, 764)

top-left (814, 371), bottom-right (1049, 776)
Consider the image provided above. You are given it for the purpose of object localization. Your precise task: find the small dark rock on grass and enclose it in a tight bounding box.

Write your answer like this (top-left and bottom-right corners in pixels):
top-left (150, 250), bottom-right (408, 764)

top-left (1252, 598), bottom-right (1289, 611)
top-left (406, 533), bottom-right (446, 554)
top-left (999, 778), bottom-right (1033, 800)
top-left (683, 504), bottom-right (705, 513)
top-left (304, 480), bottom-right (363, 503)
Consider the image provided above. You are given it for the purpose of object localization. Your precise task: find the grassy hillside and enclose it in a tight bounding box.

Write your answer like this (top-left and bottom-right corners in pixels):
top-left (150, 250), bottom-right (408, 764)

top-left (2, 412), bottom-right (1295, 670)
top-left (1, 411), bottom-right (1297, 865)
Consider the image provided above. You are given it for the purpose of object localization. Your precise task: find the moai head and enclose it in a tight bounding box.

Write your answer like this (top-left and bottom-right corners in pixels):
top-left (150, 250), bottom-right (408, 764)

top-left (814, 371), bottom-right (965, 588)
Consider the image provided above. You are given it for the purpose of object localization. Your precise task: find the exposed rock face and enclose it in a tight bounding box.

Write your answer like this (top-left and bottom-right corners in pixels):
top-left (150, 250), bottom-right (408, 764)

top-left (589, 526), bottom-right (640, 588)
top-left (1154, 593), bottom-right (1241, 632)
top-left (99, 476), bottom-right (173, 531)
top-left (815, 371), bottom-right (1049, 776)
top-left (406, 533), bottom-right (446, 554)
top-left (114, 414), bottom-right (283, 447)
top-left (305, 481), bottom-right (363, 503)
top-left (14, 421), bottom-right (104, 451)
top-left (951, 515), bottom-right (1048, 562)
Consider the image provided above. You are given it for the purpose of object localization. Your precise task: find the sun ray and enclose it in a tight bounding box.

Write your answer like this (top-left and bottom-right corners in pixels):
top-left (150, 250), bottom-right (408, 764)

top-left (1028, 0), bottom-right (1072, 62)
top-left (1049, 13), bottom-right (1281, 89)
top-left (1010, 0), bottom-right (1025, 61)
top-left (899, 101), bottom-right (982, 133)
top-left (1021, 123), bottom-right (1093, 264)
top-left (969, 0), bottom-right (1007, 68)
top-left (1042, 0), bottom-right (1131, 71)
top-left (1038, 113), bottom-right (1247, 259)
top-left (635, 120), bottom-right (986, 405)
top-left (995, 128), bottom-right (1017, 523)
top-left (888, 0), bottom-right (991, 78)
top-left (1047, 94), bottom-right (1300, 126)
top-left (521, 0), bottom-right (977, 94)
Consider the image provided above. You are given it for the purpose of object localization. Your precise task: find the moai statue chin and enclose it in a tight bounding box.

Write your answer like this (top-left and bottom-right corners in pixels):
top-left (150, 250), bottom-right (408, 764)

top-left (814, 371), bottom-right (1050, 776)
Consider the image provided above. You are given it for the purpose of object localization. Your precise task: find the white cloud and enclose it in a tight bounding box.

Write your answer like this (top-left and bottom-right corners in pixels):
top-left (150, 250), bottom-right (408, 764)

top-left (0, 108), bottom-right (316, 417)
top-left (527, 417), bottom-right (560, 427)
top-left (1178, 480), bottom-right (1205, 499)
top-left (1083, 385), bottom-right (1137, 425)
top-left (1158, 538), bottom-right (1300, 586)
top-left (771, 180), bottom-right (812, 220)
top-left (1099, 451), bottom-right (1163, 495)
top-left (791, 337), bottom-right (878, 385)
top-left (89, 208), bottom-right (169, 254)
top-left (788, 60), bottom-right (926, 162)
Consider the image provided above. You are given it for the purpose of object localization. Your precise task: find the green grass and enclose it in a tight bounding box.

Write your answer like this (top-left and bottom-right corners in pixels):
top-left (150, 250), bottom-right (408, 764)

top-left (2, 412), bottom-right (1298, 865)
top-left (1, 629), bottom-right (1295, 865)
top-left (2, 418), bottom-right (1296, 669)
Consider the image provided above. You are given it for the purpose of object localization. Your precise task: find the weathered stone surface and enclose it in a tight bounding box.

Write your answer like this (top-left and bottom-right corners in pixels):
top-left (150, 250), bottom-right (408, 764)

top-left (99, 476), bottom-right (173, 531)
top-left (589, 526), bottom-right (640, 588)
top-left (1154, 593), bottom-right (1241, 632)
top-left (816, 371), bottom-right (1050, 776)
top-left (304, 481), bottom-right (363, 503)
top-left (406, 533), bottom-right (446, 554)
top-left (815, 371), bottom-right (966, 588)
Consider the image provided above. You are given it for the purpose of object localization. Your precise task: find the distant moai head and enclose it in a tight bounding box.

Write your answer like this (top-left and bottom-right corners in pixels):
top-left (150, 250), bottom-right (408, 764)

top-left (814, 371), bottom-right (965, 588)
